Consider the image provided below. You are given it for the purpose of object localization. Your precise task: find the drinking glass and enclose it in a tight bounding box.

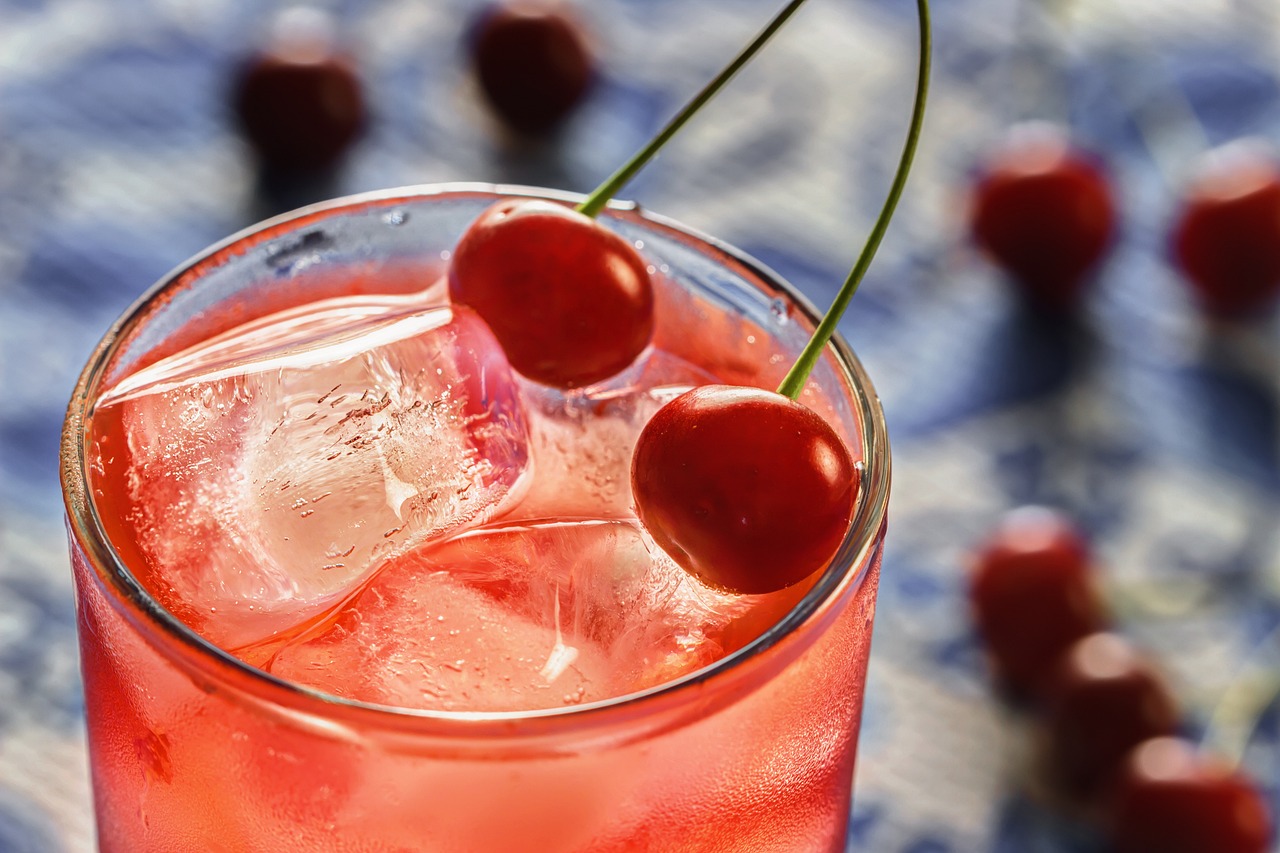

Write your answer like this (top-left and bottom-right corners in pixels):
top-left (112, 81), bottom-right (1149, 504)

top-left (61, 184), bottom-right (890, 853)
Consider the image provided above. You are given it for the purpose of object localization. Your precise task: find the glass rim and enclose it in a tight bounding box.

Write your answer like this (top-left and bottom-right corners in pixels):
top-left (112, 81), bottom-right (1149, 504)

top-left (60, 181), bottom-right (891, 740)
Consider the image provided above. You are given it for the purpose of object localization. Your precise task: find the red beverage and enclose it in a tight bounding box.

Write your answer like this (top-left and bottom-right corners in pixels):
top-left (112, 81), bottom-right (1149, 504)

top-left (62, 186), bottom-right (889, 852)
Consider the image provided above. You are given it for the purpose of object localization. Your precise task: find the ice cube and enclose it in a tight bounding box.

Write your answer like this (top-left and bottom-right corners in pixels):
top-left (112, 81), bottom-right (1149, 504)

top-left (267, 518), bottom-right (769, 711)
top-left (91, 301), bottom-right (529, 650)
top-left (513, 350), bottom-right (720, 520)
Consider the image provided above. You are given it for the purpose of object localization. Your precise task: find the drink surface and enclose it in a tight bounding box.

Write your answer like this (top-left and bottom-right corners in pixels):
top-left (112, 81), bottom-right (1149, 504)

top-left (86, 266), bottom-right (851, 713)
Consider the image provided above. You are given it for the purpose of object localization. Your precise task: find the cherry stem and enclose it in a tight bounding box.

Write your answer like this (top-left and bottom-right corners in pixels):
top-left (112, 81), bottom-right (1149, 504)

top-left (576, 0), bottom-right (812, 220)
top-left (777, 0), bottom-right (931, 401)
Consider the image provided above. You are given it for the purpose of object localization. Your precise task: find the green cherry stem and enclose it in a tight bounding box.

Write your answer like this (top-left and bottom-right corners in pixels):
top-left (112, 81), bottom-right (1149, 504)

top-left (777, 0), bottom-right (931, 400)
top-left (576, 0), bottom-right (812, 220)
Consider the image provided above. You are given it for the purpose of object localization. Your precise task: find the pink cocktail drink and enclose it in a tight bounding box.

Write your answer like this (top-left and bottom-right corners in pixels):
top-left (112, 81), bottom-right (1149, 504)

top-left (62, 186), bottom-right (889, 852)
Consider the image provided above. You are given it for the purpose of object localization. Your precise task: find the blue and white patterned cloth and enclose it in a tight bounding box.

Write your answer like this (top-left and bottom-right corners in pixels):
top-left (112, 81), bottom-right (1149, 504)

top-left (1, 1), bottom-right (1277, 850)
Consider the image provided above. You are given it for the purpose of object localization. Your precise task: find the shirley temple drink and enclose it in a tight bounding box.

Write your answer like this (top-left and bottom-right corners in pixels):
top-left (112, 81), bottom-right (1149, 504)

top-left (62, 186), bottom-right (889, 852)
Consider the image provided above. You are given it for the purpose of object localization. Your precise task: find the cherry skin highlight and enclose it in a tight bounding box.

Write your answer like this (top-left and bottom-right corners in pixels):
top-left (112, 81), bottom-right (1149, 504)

top-left (969, 123), bottom-right (1117, 310)
top-left (1108, 737), bottom-right (1273, 853)
top-left (1042, 632), bottom-right (1180, 801)
top-left (1171, 139), bottom-right (1280, 318)
top-left (969, 506), bottom-right (1108, 699)
top-left (470, 1), bottom-right (596, 135)
top-left (232, 8), bottom-right (366, 174)
top-left (631, 385), bottom-right (858, 595)
top-left (448, 198), bottom-right (655, 388)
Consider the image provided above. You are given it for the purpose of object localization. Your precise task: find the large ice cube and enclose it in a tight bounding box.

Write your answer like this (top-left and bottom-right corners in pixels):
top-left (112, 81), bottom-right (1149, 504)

top-left (512, 350), bottom-right (720, 521)
top-left (267, 518), bottom-right (775, 712)
top-left (91, 300), bottom-right (529, 651)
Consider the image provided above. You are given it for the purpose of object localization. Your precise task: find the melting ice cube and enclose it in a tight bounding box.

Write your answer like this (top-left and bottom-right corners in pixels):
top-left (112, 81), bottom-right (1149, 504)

top-left (267, 518), bottom-right (774, 712)
top-left (91, 301), bottom-right (529, 650)
top-left (512, 350), bottom-right (720, 521)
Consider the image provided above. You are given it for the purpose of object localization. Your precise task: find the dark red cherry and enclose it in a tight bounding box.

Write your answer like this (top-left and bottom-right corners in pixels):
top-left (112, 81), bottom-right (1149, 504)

top-left (232, 8), bottom-right (366, 174)
top-left (631, 385), bottom-right (858, 595)
top-left (969, 506), bottom-right (1107, 698)
top-left (1042, 633), bottom-right (1181, 800)
top-left (470, 1), bottom-right (596, 135)
top-left (1171, 139), bottom-right (1280, 317)
top-left (448, 198), bottom-right (654, 388)
top-left (970, 123), bottom-right (1117, 310)
top-left (1108, 737), bottom-right (1273, 853)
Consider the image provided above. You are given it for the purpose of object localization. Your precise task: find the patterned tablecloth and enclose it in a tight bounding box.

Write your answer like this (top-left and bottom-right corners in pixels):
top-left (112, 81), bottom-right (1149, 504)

top-left (1, 0), bottom-right (1278, 850)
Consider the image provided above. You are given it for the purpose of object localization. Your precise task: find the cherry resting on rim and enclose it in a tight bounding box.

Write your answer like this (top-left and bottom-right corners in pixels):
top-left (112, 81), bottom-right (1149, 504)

top-left (451, 0), bottom-right (815, 389)
top-left (970, 122), bottom-right (1117, 310)
top-left (1171, 138), bottom-right (1280, 317)
top-left (1108, 737), bottom-right (1273, 853)
top-left (470, 0), bottom-right (595, 135)
top-left (631, 0), bottom-right (931, 595)
top-left (448, 198), bottom-right (653, 388)
top-left (631, 386), bottom-right (858, 594)
top-left (968, 506), bottom-right (1108, 698)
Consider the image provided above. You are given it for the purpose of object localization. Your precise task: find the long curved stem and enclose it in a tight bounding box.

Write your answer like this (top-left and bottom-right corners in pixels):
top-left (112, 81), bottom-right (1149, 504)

top-left (576, 0), bottom-right (811, 220)
top-left (777, 0), bottom-right (932, 400)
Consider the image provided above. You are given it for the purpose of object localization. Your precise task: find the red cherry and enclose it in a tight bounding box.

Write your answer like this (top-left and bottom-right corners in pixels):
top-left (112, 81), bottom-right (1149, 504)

top-left (1042, 632), bottom-right (1181, 800)
top-left (232, 8), bottom-right (367, 174)
top-left (969, 123), bottom-right (1117, 310)
top-left (470, 1), bottom-right (596, 135)
top-left (448, 198), bottom-right (655, 388)
top-left (969, 506), bottom-right (1108, 698)
top-left (630, 385), bottom-right (858, 595)
top-left (1171, 139), bottom-right (1280, 317)
top-left (1108, 737), bottom-right (1274, 853)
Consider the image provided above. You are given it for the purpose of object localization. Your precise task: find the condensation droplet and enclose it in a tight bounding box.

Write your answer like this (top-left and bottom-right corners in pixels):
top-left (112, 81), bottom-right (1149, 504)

top-left (770, 297), bottom-right (790, 322)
